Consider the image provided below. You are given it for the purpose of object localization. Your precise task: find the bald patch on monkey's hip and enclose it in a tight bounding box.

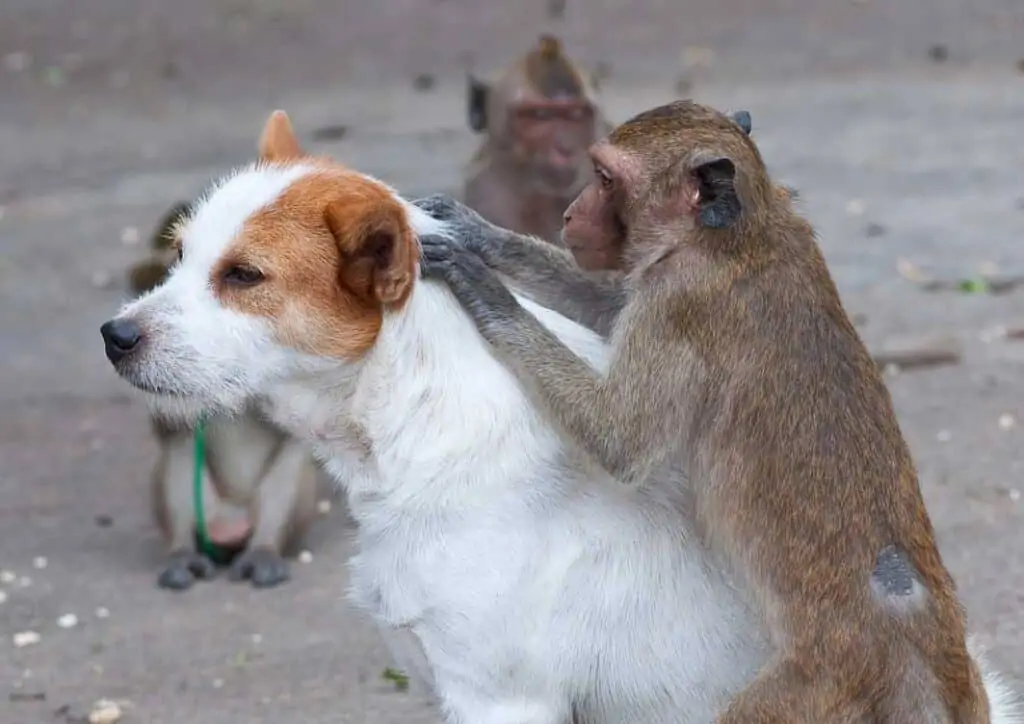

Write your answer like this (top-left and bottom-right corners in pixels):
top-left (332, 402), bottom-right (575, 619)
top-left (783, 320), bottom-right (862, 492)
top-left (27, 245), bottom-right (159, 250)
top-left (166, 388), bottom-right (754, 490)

top-left (871, 545), bottom-right (928, 610)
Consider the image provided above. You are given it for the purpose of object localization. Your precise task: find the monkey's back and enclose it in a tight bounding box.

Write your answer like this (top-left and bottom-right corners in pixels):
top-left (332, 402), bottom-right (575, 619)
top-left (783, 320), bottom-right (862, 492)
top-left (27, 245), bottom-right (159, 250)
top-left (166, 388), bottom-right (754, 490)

top-left (695, 231), bottom-right (989, 722)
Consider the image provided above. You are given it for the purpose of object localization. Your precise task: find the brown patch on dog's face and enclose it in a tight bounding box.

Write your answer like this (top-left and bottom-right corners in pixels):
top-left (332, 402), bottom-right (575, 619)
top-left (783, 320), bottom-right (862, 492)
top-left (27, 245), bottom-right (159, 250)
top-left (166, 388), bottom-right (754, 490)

top-left (212, 168), bottom-right (418, 361)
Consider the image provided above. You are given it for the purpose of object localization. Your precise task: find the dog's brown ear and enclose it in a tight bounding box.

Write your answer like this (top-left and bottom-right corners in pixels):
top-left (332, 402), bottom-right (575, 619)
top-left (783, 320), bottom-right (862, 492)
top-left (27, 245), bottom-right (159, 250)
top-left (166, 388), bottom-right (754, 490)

top-left (326, 197), bottom-right (416, 308)
top-left (258, 110), bottom-right (305, 162)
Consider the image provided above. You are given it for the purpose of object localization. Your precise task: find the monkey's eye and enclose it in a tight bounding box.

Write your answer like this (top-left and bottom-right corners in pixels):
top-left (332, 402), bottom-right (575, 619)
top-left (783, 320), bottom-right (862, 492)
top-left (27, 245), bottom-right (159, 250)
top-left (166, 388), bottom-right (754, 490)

top-left (175, 245), bottom-right (184, 263)
top-left (596, 167), bottom-right (613, 191)
top-left (222, 264), bottom-right (265, 287)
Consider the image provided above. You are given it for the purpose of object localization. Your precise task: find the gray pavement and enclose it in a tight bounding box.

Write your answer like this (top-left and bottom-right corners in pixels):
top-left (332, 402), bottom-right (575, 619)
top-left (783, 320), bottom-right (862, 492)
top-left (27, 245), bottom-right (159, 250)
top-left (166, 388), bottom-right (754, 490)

top-left (1, 1), bottom-right (1022, 721)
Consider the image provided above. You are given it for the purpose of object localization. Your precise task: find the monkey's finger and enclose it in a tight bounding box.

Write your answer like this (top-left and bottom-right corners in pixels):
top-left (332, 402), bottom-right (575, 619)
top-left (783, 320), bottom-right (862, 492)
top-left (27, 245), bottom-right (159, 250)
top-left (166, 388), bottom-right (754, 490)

top-left (419, 236), bottom-right (457, 262)
top-left (412, 193), bottom-right (460, 219)
top-left (418, 256), bottom-right (455, 281)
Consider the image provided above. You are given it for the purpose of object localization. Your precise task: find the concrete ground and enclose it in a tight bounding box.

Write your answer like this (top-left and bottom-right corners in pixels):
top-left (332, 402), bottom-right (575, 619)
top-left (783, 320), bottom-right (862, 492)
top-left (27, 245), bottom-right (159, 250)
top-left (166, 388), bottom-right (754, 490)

top-left (1, 1), bottom-right (1022, 721)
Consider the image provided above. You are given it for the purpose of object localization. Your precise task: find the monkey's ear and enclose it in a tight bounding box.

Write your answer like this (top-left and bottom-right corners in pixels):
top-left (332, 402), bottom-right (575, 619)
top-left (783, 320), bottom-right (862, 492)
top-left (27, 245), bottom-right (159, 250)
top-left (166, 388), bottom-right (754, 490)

top-left (467, 75), bottom-right (489, 133)
top-left (692, 157), bottom-right (742, 229)
top-left (127, 259), bottom-right (172, 295)
top-left (258, 109), bottom-right (305, 162)
top-left (151, 200), bottom-right (192, 250)
top-left (326, 201), bottom-right (416, 307)
top-left (730, 110), bottom-right (752, 136)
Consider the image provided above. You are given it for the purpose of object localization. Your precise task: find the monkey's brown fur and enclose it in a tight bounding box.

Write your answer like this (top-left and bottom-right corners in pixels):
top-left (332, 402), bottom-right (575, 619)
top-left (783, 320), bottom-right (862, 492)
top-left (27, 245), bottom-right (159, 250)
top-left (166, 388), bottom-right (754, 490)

top-left (129, 202), bottom-right (320, 590)
top-left (423, 101), bottom-right (992, 722)
top-left (463, 34), bottom-right (612, 245)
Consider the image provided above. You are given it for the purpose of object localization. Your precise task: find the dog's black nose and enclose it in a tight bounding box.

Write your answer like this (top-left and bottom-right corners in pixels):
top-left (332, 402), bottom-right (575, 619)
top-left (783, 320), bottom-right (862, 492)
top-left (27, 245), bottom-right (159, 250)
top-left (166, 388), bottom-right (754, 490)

top-left (100, 318), bottom-right (143, 363)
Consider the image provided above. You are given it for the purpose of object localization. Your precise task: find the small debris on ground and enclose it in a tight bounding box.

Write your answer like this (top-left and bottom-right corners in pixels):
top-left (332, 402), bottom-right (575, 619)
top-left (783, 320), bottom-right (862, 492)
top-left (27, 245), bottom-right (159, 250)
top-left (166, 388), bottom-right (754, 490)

top-left (32, 556), bottom-right (47, 570)
top-left (57, 613), bottom-right (78, 629)
top-left (95, 607), bottom-right (110, 619)
top-left (864, 222), bottom-right (886, 238)
top-left (0, 590), bottom-right (7, 604)
top-left (0, 569), bottom-right (17, 584)
top-left (936, 430), bottom-right (952, 442)
top-left (547, 0), bottom-right (566, 20)
top-left (120, 227), bottom-right (140, 245)
top-left (316, 499), bottom-right (332, 514)
top-left (998, 414), bottom-right (1015, 430)
top-left (94, 514), bottom-right (114, 528)
top-left (871, 334), bottom-right (962, 372)
top-left (311, 124), bottom-right (348, 142)
top-left (88, 699), bottom-right (123, 724)
top-left (896, 260), bottom-right (1024, 295)
top-left (927, 44), bottom-right (949, 63)
top-left (90, 270), bottom-right (113, 289)
top-left (13, 631), bottom-right (41, 648)
top-left (412, 73), bottom-right (435, 92)
top-left (845, 199), bottom-right (866, 216)
top-left (3, 51), bottom-right (32, 73)
top-left (381, 666), bottom-right (410, 691)
top-left (298, 550), bottom-right (313, 564)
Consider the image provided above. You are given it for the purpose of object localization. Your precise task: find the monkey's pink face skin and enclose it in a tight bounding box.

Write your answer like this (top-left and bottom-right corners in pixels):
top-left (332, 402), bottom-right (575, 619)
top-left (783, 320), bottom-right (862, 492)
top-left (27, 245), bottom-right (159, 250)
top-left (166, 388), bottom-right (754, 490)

top-left (561, 141), bottom-right (636, 270)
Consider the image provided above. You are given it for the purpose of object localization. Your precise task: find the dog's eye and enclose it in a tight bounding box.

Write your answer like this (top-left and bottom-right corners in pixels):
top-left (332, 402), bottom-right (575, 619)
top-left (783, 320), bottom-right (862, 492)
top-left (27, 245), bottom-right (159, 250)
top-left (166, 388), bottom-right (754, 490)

top-left (222, 265), bottom-right (264, 287)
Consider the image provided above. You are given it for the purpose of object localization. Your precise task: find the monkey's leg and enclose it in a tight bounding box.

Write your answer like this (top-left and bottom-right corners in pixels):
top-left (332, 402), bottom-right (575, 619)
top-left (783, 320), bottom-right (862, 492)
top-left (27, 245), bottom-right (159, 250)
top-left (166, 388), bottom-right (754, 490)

top-left (152, 429), bottom-right (218, 590)
top-left (228, 439), bottom-right (313, 588)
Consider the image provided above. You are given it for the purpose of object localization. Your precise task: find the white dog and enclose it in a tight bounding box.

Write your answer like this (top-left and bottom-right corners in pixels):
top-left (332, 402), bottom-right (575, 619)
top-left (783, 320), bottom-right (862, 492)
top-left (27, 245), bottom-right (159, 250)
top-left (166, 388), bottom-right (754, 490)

top-left (101, 110), bottom-right (1021, 724)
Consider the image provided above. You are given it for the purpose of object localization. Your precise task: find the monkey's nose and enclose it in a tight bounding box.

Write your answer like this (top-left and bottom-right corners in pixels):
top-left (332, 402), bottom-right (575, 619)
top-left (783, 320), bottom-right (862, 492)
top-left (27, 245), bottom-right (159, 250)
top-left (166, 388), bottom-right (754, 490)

top-left (100, 318), bottom-right (143, 364)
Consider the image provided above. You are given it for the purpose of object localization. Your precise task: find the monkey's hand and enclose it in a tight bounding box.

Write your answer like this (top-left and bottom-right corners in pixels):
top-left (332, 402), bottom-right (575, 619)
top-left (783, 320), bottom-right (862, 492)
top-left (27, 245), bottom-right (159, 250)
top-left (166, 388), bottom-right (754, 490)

top-left (419, 234), bottom-right (526, 334)
top-left (413, 194), bottom-right (508, 260)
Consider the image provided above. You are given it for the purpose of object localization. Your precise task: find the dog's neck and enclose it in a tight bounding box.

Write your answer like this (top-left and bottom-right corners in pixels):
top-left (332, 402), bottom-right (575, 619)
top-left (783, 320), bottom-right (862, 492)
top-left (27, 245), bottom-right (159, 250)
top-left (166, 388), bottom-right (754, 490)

top-left (262, 279), bottom-right (572, 519)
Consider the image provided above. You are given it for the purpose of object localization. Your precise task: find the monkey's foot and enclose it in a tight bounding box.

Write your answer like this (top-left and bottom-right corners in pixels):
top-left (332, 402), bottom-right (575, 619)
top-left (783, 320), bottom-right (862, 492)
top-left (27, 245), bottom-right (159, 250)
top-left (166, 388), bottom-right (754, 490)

top-left (158, 551), bottom-right (217, 591)
top-left (228, 547), bottom-right (290, 588)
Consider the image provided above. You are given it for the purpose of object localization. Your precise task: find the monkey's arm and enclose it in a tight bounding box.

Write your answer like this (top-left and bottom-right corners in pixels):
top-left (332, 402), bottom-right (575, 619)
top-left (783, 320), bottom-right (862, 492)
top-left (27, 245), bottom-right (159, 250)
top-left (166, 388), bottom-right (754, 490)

top-left (414, 194), bottom-right (625, 336)
top-left (422, 238), bottom-right (680, 485)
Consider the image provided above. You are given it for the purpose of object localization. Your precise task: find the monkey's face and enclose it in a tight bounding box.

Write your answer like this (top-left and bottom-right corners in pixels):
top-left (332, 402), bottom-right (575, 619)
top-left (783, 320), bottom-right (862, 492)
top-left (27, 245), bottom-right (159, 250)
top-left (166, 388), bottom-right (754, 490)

top-left (505, 99), bottom-right (597, 195)
top-left (564, 101), bottom-right (771, 270)
top-left (561, 142), bottom-right (629, 271)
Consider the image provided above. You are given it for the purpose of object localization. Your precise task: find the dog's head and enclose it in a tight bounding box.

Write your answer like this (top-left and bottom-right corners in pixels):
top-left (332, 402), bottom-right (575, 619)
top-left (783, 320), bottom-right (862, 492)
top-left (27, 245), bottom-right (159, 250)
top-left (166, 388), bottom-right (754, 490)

top-left (101, 110), bottom-right (433, 422)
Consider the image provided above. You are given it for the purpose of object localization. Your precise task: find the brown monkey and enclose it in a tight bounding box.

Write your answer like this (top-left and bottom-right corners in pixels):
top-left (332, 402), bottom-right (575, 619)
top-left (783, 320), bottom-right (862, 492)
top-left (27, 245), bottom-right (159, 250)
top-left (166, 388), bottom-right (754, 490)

top-left (128, 196), bottom-right (320, 591)
top-left (463, 34), bottom-right (612, 245)
top-left (414, 102), bottom-right (1003, 722)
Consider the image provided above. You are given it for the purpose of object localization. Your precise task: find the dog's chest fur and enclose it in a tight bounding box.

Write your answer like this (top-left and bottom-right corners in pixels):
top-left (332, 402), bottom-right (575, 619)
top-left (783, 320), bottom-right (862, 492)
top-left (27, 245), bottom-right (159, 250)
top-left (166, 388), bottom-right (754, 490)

top-left (263, 284), bottom-right (768, 722)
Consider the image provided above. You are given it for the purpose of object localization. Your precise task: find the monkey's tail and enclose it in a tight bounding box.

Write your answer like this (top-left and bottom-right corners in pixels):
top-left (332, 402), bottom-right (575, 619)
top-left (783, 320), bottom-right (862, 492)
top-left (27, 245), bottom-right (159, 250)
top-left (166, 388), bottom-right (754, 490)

top-left (969, 635), bottom-right (1024, 724)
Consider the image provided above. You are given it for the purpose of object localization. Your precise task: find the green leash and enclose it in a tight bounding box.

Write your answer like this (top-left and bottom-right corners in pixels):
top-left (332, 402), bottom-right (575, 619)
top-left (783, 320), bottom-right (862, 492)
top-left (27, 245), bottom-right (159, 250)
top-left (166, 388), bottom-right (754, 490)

top-left (192, 420), bottom-right (235, 566)
top-left (192, 419), bottom-right (215, 557)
